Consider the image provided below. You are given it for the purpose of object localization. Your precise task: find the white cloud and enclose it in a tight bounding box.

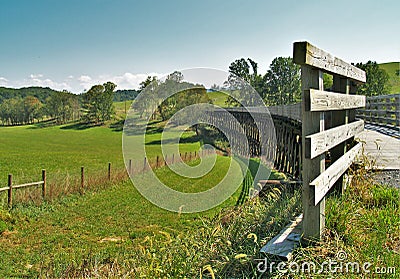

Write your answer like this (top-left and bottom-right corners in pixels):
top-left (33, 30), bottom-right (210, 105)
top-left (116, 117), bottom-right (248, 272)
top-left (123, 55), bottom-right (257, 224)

top-left (29, 74), bottom-right (43, 79)
top-left (1, 72), bottom-right (164, 93)
top-left (78, 75), bottom-right (92, 83)
top-left (0, 77), bottom-right (8, 86)
top-left (6, 74), bottom-right (74, 92)
top-left (101, 72), bottom-right (161, 90)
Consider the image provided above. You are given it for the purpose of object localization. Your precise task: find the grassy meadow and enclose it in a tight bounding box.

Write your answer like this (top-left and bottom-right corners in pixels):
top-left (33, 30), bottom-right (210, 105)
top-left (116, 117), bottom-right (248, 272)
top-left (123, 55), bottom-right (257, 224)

top-left (0, 101), bottom-right (398, 278)
top-left (379, 62), bottom-right (400, 94)
top-left (0, 116), bottom-right (201, 200)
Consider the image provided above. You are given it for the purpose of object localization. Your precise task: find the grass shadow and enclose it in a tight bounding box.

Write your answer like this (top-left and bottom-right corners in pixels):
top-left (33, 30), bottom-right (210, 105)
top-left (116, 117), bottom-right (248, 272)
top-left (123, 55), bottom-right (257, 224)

top-left (145, 134), bottom-right (201, 145)
top-left (28, 119), bottom-right (58, 129)
top-left (60, 122), bottom-right (103, 130)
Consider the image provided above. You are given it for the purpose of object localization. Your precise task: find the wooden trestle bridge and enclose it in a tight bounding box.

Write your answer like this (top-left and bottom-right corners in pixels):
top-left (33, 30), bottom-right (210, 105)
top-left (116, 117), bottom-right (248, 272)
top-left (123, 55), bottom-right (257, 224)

top-left (206, 41), bottom-right (399, 255)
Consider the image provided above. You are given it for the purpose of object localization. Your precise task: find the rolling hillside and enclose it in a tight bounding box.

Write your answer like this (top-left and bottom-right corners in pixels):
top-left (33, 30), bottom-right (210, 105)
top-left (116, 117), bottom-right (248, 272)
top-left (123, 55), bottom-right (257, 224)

top-left (379, 62), bottom-right (400, 94)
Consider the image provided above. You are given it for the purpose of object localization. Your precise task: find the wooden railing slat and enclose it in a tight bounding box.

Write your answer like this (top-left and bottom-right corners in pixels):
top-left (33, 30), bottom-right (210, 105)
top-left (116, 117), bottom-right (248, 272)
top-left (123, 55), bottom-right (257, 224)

top-left (293, 41), bottom-right (366, 82)
top-left (306, 89), bottom-right (366, 111)
top-left (12, 181), bottom-right (44, 189)
top-left (0, 186), bottom-right (9, 192)
top-left (305, 120), bottom-right (364, 159)
top-left (311, 142), bottom-right (362, 205)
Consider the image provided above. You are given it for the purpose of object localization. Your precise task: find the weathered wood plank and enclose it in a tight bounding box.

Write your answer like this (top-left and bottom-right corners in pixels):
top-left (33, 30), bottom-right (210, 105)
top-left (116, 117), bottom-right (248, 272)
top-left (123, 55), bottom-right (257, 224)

top-left (305, 120), bottom-right (364, 159)
top-left (311, 142), bottom-right (362, 205)
top-left (0, 186), bottom-right (9, 192)
top-left (306, 89), bottom-right (366, 111)
top-left (12, 181), bottom-right (44, 189)
top-left (293, 41), bottom-right (366, 82)
top-left (301, 66), bottom-right (325, 241)
top-left (260, 214), bottom-right (302, 261)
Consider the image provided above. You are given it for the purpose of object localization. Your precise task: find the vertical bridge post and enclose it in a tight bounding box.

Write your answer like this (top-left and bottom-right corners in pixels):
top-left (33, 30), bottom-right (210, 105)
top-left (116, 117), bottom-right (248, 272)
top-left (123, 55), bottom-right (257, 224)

top-left (293, 41), bottom-right (366, 241)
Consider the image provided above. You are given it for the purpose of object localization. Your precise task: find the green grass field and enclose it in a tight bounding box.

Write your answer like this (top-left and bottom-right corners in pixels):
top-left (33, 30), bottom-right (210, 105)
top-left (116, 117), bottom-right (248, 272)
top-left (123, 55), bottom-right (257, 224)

top-left (0, 120), bottom-right (200, 187)
top-left (207, 91), bottom-right (229, 107)
top-left (1, 101), bottom-right (398, 277)
top-left (379, 62), bottom-right (400, 94)
top-left (0, 156), bottom-right (256, 277)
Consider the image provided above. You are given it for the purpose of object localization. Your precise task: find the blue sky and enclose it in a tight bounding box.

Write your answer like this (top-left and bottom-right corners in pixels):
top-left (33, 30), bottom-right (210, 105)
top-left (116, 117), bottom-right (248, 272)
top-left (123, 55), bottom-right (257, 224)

top-left (0, 0), bottom-right (399, 93)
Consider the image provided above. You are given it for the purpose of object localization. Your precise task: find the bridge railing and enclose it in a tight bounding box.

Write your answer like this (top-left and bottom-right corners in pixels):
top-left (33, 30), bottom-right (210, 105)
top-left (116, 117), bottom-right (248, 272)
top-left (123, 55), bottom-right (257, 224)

top-left (293, 41), bottom-right (366, 241)
top-left (356, 93), bottom-right (400, 131)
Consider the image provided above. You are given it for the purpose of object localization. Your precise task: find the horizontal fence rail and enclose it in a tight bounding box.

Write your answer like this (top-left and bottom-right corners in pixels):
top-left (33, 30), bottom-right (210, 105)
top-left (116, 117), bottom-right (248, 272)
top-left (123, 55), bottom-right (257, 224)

top-left (356, 93), bottom-right (400, 131)
top-left (1, 150), bottom-right (214, 208)
top-left (0, 170), bottom-right (46, 207)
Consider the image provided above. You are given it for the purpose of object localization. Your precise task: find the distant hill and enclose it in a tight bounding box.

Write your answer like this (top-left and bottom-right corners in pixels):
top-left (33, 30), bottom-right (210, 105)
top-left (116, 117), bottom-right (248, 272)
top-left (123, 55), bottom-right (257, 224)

top-left (0, 86), bottom-right (140, 104)
top-left (0, 86), bottom-right (62, 103)
top-left (379, 62), bottom-right (400, 94)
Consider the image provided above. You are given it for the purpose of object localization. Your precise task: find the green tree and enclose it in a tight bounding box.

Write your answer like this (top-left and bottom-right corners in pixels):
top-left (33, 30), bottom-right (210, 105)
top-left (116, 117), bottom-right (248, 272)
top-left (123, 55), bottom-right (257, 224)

top-left (23, 96), bottom-right (43, 124)
top-left (139, 76), bottom-right (158, 92)
top-left (225, 58), bottom-right (265, 106)
top-left (355, 61), bottom-right (391, 96)
top-left (264, 57), bottom-right (301, 105)
top-left (46, 91), bottom-right (79, 124)
top-left (82, 82), bottom-right (116, 124)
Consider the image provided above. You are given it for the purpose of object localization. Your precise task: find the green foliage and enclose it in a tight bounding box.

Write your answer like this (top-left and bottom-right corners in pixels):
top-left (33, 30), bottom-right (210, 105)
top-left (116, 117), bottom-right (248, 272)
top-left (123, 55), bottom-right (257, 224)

top-left (379, 62), bottom-right (400, 94)
top-left (45, 91), bottom-right (80, 124)
top-left (82, 82), bottom-right (116, 124)
top-left (0, 220), bottom-right (6, 234)
top-left (264, 57), bottom-right (301, 105)
top-left (133, 72), bottom-right (211, 121)
top-left (0, 96), bottom-right (43, 125)
top-left (356, 61), bottom-right (391, 96)
top-left (225, 57), bottom-right (301, 106)
top-left (225, 58), bottom-right (265, 106)
top-left (0, 87), bottom-right (80, 126)
top-left (113, 89), bottom-right (139, 101)
top-left (323, 73), bottom-right (333, 90)
top-left (0, 86), bottom-right (59, 103)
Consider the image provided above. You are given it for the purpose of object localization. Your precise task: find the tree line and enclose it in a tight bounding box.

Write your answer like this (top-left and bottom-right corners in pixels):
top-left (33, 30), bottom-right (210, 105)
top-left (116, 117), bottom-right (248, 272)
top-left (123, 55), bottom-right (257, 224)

top-left (222, 57), bottom-right (392, 107)
top-left (0, 83), bottom-right (124, 126)
top-left (133, 71), bottom-right (210, 121)
top-left (0, 57), bottom-right (392, 125)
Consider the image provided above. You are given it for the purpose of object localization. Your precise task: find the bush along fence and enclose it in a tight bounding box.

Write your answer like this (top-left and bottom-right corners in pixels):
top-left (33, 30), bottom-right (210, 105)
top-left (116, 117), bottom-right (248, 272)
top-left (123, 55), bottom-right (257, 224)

top-left (0, 148), bottom-right (215, 208)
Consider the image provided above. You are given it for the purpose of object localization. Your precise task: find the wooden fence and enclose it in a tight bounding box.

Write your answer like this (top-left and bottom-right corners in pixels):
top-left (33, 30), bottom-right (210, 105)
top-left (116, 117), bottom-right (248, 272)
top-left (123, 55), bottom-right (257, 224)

top-left (293, 41), bottom-right (366, 241)
top-left (0, 170), bottom-right (46, 207)
top-left (356, 93), bottom-right (400, 130)
top-left (1, 150), bottom-right (214, 208)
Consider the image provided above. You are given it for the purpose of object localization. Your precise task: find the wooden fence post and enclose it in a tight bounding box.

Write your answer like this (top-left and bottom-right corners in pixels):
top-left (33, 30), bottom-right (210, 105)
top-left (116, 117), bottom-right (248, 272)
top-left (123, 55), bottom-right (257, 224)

top-left (81, 166), bottom-right (85, 189)
top-left (172, 153), bottom-right (175, 164)
top-left (156, 155), bottom-right (159, 168)
top-left (128, 159), bottom-right (132, 175)
top-left (8, 174), bottom-right (12, 208)
top-left (108, 162), bottom-right (111, 181)
top-left (301, 66), bottom-right (326, 242)
top-left (42, 169), bottom-right (46, 199)
top-left (143, 157), bottom-right (147, 172)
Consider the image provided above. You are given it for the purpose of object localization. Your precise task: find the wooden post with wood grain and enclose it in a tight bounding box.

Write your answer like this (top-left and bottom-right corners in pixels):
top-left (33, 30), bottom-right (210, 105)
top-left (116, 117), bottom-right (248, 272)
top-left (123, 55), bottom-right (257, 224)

top-left (293, 41), bottom-right (366, 241)
top-left (81, 166), bottom-right (85, 190)
top-left (108, 162), bottom-right (111, 181)
top-left (42, 169), bottom-right (46, 199)
top-left (8, 174), bottom-right (12, 207)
